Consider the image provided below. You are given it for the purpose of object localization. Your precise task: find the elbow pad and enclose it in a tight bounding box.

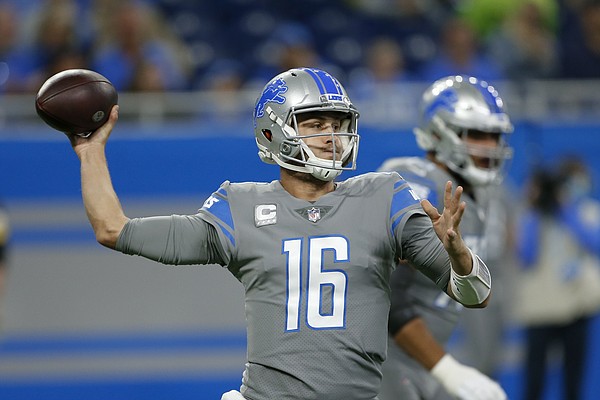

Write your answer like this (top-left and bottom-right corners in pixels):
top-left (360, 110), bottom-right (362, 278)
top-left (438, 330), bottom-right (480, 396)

top-left (450, 249), bottom-right (491, 306)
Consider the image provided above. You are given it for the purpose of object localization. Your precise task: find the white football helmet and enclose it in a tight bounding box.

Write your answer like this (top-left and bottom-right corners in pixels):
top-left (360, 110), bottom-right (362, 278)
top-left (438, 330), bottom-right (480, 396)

top-left (414, 75), bottom-right (513, 186)
top-left (253, 67), bottom-right (360, 181)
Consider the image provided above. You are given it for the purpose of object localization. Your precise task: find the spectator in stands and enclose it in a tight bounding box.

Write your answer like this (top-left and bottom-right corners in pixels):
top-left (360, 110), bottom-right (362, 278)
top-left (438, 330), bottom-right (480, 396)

top-left (247, 22), bottom-right (339, 89)
top-left (345, 0), bottom-right (454, 25)
top-left (90, 0), bottom-right (192, 91)
top-left (195, 59), bottom-right (247, 122)
top-left (514, 159), bottom-right (600, 400)
top-left (487, 1), bottom-right (558, 81)
top-left (348, 36), bottom-right (418, 127)
top-left (419, 17), bottom-right (504, 82)
top-left (350, 36), bottom-right (416, 95)
top-left (0, 3), bottom-right (29, 92)
top-left (558, 0), bottom-right (600, 78)
top-left (0, 1), bottom-right (86, 93)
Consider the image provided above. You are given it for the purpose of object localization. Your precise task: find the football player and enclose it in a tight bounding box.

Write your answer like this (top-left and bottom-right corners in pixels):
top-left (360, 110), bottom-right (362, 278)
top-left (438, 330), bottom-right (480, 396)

top-left (68, 68), bottom-right (494, 400)
top-left (377, 75), bottom-right (512, 400)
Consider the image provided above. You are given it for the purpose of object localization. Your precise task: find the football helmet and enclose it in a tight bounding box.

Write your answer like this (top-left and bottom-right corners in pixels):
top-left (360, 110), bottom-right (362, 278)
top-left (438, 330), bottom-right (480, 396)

top-left (414, 75), bottom-right (513, 186)
top-left (253, 68), bottom-right (360, 181)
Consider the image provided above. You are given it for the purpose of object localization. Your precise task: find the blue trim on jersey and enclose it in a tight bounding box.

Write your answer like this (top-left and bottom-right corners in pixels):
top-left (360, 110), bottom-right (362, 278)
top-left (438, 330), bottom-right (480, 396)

top-left (400, 172), bottom-right (438, 206)
top-left (302, 68), bottom-right (342, 95)
top-left (215, 220), bottom-right (235, 247)
top-left (216, 188), bottom-right (227, 198)
top-left (202, 193), bottom-right (235, 247)
top-left (393, 180), bottom-right (408, 191)
top-left (390, 184), bottom-right (421, 233)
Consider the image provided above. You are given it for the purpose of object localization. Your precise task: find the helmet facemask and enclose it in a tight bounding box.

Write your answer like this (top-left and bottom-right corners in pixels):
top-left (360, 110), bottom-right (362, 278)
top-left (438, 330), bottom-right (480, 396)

top-left (427, 116), bottom-right (513, 186)
top-left (275, 110), bottom-right (359, 181)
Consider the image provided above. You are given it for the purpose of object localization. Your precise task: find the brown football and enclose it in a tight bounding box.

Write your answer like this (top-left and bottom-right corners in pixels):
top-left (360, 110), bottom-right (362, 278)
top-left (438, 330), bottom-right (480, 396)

top-left (35, 69), bottom-right (118, 137)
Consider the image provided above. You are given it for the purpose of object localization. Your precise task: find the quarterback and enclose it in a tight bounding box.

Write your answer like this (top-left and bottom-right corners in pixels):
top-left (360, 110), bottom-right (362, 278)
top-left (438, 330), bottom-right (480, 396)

top-left (68, 68), bottom-right (493, 400)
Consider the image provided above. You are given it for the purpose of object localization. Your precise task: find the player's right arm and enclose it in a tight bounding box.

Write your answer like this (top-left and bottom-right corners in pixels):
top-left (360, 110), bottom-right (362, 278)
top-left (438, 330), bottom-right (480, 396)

top-left (71, 105), bottom-right (128, 249)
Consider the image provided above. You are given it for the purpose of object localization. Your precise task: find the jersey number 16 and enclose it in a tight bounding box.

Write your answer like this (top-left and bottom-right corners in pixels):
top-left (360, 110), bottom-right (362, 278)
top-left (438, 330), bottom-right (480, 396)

top-left (283, 236), bottom-right (349, 332)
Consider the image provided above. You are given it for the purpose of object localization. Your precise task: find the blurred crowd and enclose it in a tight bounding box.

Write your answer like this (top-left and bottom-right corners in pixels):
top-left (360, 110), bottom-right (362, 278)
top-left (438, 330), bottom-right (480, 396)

top-left (1, 0), bottom-right (600, 96)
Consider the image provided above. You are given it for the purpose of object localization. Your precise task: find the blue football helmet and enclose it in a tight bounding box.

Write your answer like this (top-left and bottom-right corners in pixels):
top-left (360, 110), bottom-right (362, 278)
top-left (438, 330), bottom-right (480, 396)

top-left (414, 75), bottom-right (514, 186)
top-left (253, 68), bottom-right (360, 181)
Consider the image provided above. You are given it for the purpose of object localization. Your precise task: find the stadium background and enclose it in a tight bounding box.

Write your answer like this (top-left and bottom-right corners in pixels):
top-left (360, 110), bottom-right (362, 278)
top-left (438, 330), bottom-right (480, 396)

top-left (1, 0), bottom-right (600, 399)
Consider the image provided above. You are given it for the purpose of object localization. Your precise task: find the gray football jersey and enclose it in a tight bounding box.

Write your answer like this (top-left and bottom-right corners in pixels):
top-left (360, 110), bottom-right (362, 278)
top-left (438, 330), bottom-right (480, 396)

top-left (116, 171), bottom-right (457, 400)
top-left (197, 172), bottom-right (432, 400)
top-left (377, 157), bottom-right (493, 399)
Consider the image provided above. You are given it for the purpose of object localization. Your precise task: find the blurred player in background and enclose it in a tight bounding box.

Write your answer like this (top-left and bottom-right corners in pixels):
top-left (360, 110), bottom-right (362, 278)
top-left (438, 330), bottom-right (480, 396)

top-left (0, 201), bottom-right (9, 331)
top-left (66, 67), bottom-right (498, 400)
top-left (377, 75), bottom-right (512, 400)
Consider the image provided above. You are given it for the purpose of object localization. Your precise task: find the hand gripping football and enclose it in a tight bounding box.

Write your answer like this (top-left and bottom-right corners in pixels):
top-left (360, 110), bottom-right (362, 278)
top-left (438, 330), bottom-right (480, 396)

top-left (35, 69), bottom-right (118, 137)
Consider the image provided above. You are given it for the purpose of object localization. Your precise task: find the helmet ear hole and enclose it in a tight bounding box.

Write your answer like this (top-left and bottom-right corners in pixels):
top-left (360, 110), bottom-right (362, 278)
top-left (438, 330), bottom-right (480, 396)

top-left (262, 129), bottom-right (273, 142)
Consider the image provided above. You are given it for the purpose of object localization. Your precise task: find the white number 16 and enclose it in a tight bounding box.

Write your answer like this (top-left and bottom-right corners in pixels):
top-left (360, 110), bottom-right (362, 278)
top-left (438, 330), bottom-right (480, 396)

top-left (283, 236), bottom-right (349, 331)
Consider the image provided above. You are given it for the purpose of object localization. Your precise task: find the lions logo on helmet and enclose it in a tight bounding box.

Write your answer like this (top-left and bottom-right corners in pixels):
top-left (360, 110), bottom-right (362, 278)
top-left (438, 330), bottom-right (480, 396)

top-left (254, 77), bottom-right (288, 124)
top-left (253, 68), bottom-right (360, 181)
top-left (414, 75), bottom-right (513, 186)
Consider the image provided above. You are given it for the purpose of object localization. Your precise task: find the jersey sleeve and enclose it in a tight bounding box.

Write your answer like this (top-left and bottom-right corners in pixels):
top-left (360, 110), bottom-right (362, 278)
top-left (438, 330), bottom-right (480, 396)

top-left (196, 181), bottom-right (236, 265)
top-left (389, 174), bottom-right (427, 257)
top-left (115, 183), bottom-right (235, 267)
top-left (402, 177), bottom-right (438, 208)
top-left (377, 157), bottom-right (439, 207)
top-left (387, 174), bottom-right (452, 291)
top-left (116, 214), bottom-right (227, 266)
top-left (401, 214), bottom-right (451, 291)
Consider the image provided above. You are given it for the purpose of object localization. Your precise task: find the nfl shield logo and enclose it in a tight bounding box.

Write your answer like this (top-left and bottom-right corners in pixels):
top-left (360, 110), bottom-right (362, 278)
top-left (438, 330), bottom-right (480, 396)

top-left (307, 207), bottom-right (321, 223)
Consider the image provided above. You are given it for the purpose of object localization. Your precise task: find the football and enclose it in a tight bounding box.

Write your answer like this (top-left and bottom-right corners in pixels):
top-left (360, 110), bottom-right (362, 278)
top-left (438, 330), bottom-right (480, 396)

top-left (35, 69), bottom-right (118, 137)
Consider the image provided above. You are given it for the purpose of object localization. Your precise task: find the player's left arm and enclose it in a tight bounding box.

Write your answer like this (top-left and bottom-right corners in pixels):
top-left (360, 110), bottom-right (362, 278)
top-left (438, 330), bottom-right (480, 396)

top-left (389, 175), bottom-right (490, 307)
top-left (420, 181), bottom-right (491, 308)
top-left (400, 217), bottom-right (489, 308)
top-left (399, 226), bottom-right (490, 308)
